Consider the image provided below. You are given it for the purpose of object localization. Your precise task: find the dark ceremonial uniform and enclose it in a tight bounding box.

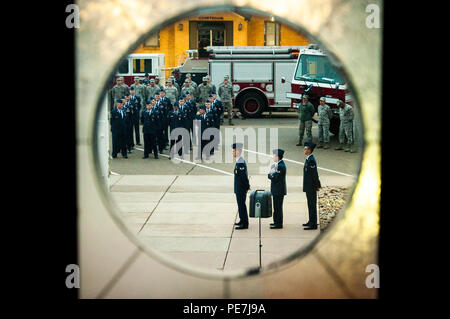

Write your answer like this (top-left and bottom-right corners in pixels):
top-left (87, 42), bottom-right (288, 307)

top-left (179, 102), bottom-right (192, 151)
top-left (196, 110), bottom-right (214, 158)
top-left (129, 94), bottom-right (141, 145)
top-left (167, 108), bottom-right (185, 158)
top-left (268, 158), bottom-right (287, 227)
top-left (234, 152), bottom-right (250, 228)
top-left (185, 98), bottom-right (197, 147)
top-left (211, 98), bottom-right (223, 129)
top-left (154, 99), bottom-right (167, 153)
top-left (303, 151), bottom-right (321, 228)
top-left (141, 107), bottom-right (160, 158)
top-left (123, 100), bottom-right (135, 151)
top-left (205, 106), bottom-right (218, 154)
top-left (159, 94), bottom-right (172, 148)
top-left (110, 106), bottom-right (128, 158)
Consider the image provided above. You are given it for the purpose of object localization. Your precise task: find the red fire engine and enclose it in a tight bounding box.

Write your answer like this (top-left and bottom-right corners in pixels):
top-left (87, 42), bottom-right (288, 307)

top-left (283, 44), bottom-right (352, 135)
top-left (207, 46), bottom-right (306, 117)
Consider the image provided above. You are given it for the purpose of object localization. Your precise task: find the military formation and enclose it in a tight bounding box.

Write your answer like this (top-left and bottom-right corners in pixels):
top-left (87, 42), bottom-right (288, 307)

top-left (109, 74), bottom-right (229, 160)
top-left (296, 94), bottom-right (356, 153)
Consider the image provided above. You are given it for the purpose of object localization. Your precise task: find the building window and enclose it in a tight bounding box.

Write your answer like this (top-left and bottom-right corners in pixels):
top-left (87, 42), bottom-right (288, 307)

top-left (143, 32), bottom-right (160, 47)
top-left (264, 21), bottom-right (280, 46)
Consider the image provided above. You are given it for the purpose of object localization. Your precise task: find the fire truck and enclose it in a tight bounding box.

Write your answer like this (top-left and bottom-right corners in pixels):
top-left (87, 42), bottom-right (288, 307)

top-left (110, 53), bottom-right (165, 86)
top-left (173, 46), bottom-right (307, 117)
top-left (283, 44), bottom-right (352, 135)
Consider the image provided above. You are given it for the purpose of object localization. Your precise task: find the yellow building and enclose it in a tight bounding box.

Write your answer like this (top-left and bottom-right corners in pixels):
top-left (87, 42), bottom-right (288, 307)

top-left (134, 11), bottom-right (310, 78)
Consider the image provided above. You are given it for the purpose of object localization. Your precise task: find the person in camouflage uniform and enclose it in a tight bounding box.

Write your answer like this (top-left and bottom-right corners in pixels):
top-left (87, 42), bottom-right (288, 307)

top-left (110, 77), bottom-right (129, 109)
top-left (317, 97), bottom-right (333, 149)
top-left (181, 79), bottom-right (196, 100)
top-left (165, 79), bottom-right (178, 105)
top-left (296, 94), bottom-right (315, 146)
top-left (154, 76), bottom-right (164, 90)
top-left (335, 100), bottom-right (355, 153)
top-left (218, 75), bottom-right (234, 125)
top-left (196, 76), bottom-right (213, 105)
top-left (133, 76), bottom-right (145, 105)
top-left (206, 75), bottom-right (216, 94)
top-left (169, 75), bottom-right (181, 96)
top-left (146, 79), bottom-right (160, 103)
top-left (185, 73), bottom-right (197, 92)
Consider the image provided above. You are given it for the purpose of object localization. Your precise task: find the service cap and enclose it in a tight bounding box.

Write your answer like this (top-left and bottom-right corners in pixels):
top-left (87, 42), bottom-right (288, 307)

top-left (232, 142), bottom-right (243, 149)
top-left (272, 149), bottom-right (285, 157)
top-left (304, 142), bottom-right (316, 150)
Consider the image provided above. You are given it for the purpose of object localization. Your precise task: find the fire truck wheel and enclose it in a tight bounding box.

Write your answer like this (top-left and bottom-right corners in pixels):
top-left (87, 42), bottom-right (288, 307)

top-left (239, 92), bottom-right (266, 118)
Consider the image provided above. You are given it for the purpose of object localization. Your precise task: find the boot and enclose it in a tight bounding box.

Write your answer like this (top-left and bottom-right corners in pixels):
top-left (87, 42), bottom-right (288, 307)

top-left (344, 146), bottom-right (350, 152)
top-left (350, 146), bottom-right (356, 153)
top-left (317, 142), bottom-right (323, 148)
top-left (323, 143), bottom-right (330, 149)
top-left (335, 143), bottom-right (344, 150)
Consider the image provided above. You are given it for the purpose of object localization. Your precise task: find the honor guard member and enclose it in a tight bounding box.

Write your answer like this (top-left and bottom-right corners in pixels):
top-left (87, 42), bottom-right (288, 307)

top-left (153, 91), bottom-right (166, 154)
top-left (195, 105), bottom-right (213, 159)
top-left (196, 76), bottom-right (213, 105)
top-left (184, 91), bottom-right (197, 149)
top-left (110, 99), bottom-right (128, 158)
top-left (204, 100), bottom-right (217, 155)
top-left (167, 102), bottom-right (185, 159)
top-left (159, 88), bottom-right (172, 150)
top-left (129, 86), bottom-right (142, 146)
top-left (232, 143), bottom-right (250, 229)
top-left (211, 91), bottom-right (224, 125)
top-left (185, 73), bottom-right (197, 92)
top-left (268, 149), bottom-right (287, 229)
top-left (335, 100), bottom-right (355, 152)
top-left (317, 97), bottom-right (332, 149)
top-left (303, 142), bottom-right (321, 230)
top-left (218, 75), bottom-right (234, 125)
top-left (140, 99), bottom-right (160, 159)
top-left (296, 94), bottom-right (315, 146)
top-left (206, 75), bottom-right (216, 94)
top-left (146, 79), bottom-right (159, 103)
top-left (181, 78), bottom-right (196, 100)
top-left (165, 79), bottom-right (178, 105)
top-left (123, 93), bottom-right (135, 152)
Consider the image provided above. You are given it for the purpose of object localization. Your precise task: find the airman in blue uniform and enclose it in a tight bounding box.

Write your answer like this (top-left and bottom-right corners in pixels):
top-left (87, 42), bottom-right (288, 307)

top-left (140, 99), bottom-right (160, 159)
top-left (123, 93), bottom-right (135, 153)
top-left (303, 142), bottom-right (321, 230)
top-left (167, 101), bottom-right (185, 159)
top-left (196, 105), bottom-right (214, 159)
top-left (184, 91), bottom-right (197, 150)
top-left (129, 86), bottom-right (142, 146)
top-left (268, 149), bottom-right (287, 229)
top-left (159, 88), bottom-right (172, 150)
top-left (110, 99), bottom-right (128, 159)
top-left (232, 143), bottom-right (250, 229)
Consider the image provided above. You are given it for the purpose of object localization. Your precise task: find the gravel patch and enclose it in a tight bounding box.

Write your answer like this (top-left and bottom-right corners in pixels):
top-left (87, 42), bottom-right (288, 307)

top-left (318, 186), bottom-right (348, 230)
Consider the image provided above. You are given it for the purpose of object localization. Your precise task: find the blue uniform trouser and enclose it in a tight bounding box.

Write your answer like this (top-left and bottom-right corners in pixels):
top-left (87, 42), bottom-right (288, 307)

top-left (272, 195), bottom-right (284, 226)
top-left (235, 192), bottom-right (249, 226)
top-left (306, 190), bottom-right (317, 226)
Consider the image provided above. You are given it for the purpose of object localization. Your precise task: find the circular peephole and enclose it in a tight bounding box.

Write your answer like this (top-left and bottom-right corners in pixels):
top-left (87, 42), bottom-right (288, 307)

top-left (93, 6), bottom-right (364, 280)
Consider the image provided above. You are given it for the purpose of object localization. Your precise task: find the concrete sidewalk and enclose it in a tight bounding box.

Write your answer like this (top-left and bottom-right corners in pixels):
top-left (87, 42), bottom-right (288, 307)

top-left (109, 173), bottom-right (355, 272)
